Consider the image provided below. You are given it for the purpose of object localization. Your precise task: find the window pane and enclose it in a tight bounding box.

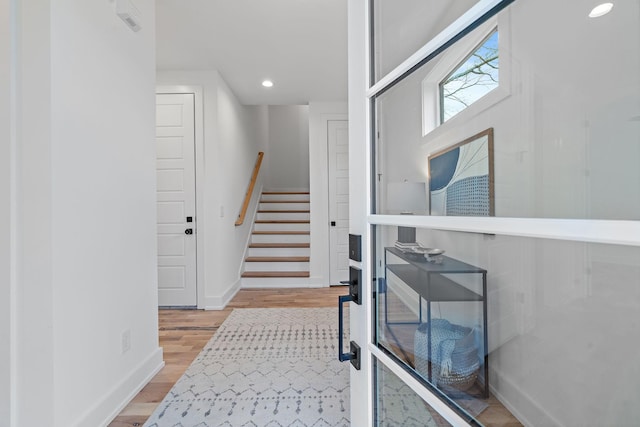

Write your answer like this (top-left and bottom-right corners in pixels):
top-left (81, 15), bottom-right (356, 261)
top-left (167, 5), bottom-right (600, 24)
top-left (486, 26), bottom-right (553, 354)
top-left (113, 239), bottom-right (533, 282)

top-left (374, 1), bottom-right (640, 220)
top-left (374, 224), bottom-right (640, 425)
top-left (374, 359), bottom-right (453, 427)
top-left (440, 30), bottom-right (499, 123)
top-left (371, 0), bottom-right (482, 84)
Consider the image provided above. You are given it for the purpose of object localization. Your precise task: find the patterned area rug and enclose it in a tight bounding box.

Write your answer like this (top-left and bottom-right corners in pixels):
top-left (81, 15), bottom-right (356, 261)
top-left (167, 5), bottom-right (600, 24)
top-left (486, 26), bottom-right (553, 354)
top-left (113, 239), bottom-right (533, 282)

top-left (144, 308), bottom-right (350, 427)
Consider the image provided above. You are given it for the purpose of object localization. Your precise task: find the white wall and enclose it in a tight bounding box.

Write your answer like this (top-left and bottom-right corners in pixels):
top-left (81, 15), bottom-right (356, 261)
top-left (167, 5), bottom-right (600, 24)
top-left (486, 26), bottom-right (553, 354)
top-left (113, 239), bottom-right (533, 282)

top-left (308, 102), bottom-right (348, 286)
top-left (217, 77), bottom-right (268, 303)
top-left (50, 2), bottom-right (162, 426)
top-left (14, 1), bottom-right (55, 425)
top-left (263, 105), bottom-right (310, 191)
top-left (0, 0), bottom-right (12, 423)
top-left (157, 70), bottom-right (268, 309)
top-left (7, 1), bottom-right (163, 426)
top-left (375, 0), bottom-right (477, 79)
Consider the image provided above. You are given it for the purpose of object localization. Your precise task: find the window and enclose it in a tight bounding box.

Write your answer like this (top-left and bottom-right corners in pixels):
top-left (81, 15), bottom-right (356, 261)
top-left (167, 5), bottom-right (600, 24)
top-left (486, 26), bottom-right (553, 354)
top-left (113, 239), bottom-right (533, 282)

top-left (440, 30), bottom-right (499, 123)
top-left (420, 18), bottom-right (508, 138)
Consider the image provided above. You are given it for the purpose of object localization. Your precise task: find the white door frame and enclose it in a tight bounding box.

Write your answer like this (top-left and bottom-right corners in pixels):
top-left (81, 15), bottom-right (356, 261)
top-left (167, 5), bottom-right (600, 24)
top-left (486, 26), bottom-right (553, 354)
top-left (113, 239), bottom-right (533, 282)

top-left (156, 85), bottom-right (205, 309)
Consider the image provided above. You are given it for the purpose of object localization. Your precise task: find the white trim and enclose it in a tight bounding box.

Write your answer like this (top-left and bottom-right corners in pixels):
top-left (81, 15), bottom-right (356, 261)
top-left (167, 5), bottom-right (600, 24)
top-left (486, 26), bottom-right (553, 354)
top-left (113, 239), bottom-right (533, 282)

top-left (156, 85), bottom-right (205, 308)
top-left (6, 2), bottom-right (18, 423)
top-left (368, 0), bottom-right (506, 99)
top-left (360, 222), bottom-right (378, 426)
top-left (363, 1), bottom-right (375, 423)
top-left (421, 15), bottom-right (512, 138)
top-left (370, 345), bottom-right (471, 426)
top-left (203, 279), bottom-right (241, 311)
top-left (75, 348), bottom-right (164, 427)
top-left (309, 109), bottom-right (348, 287)
top-left (369, 215), bottom-right (640, 247)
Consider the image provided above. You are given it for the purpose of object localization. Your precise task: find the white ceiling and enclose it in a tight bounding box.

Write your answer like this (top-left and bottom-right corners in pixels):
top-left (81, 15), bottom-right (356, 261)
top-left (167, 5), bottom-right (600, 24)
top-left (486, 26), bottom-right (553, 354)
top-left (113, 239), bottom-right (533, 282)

top-left (155, 0), bottom-right (348, 106)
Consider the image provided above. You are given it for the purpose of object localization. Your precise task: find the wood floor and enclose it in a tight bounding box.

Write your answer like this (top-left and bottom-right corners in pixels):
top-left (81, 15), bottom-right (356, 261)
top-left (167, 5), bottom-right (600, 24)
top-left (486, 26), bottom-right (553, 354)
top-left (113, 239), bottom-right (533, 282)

top-left (109, 287), bottom-right (521, 427)
top-left (108, 287), bottom-right (348, 427)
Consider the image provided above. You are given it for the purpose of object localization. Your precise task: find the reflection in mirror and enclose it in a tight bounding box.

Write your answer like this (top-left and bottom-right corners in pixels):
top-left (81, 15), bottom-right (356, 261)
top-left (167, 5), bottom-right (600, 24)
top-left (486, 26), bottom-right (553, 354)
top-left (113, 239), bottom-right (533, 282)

top-left (440, 30), bottom-right (499, 123)
top-left (428, 128), bottom-right (494, 216)
top-left (374, 1), bottom-right (640, 220)
top-left (371, 0), bottom-right (481, 83)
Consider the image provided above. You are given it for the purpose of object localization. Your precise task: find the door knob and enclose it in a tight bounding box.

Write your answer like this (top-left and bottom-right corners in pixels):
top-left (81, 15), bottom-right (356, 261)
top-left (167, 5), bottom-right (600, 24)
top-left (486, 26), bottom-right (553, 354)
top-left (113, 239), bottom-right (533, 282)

top-left (185, 228), bottom-right (193, 235)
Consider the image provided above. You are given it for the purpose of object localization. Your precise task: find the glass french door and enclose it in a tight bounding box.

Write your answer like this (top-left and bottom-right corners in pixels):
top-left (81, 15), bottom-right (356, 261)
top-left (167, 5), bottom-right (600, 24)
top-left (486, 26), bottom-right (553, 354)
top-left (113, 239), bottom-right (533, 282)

top-left (347, 0), bottom-right (640, 426)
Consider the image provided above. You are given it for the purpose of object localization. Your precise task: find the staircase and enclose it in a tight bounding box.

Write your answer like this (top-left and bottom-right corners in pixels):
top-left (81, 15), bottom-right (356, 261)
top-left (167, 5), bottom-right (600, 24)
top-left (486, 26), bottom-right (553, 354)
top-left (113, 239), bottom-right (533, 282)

top-left (241, 191), bottom-right (311, 287)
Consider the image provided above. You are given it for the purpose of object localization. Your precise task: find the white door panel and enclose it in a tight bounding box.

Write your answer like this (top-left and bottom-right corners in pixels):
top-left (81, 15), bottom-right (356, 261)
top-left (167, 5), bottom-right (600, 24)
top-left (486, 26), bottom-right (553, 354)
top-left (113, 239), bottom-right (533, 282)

top-left (156, 93), bottom-right (197, 306)
top-left (328, 120), bottom-right (350, 285)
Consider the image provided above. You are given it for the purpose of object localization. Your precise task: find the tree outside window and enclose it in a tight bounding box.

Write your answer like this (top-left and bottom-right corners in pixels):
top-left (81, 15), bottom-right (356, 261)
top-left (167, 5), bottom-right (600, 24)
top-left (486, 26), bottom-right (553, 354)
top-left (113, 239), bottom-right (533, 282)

top-left (440, 30), bottom-right (499, 123)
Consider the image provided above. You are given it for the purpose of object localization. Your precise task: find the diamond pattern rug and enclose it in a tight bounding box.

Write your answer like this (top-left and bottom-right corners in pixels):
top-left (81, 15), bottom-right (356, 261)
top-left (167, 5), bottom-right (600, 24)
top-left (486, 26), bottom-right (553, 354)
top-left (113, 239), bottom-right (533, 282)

top-left (144, 308), bottom-right (350, 427)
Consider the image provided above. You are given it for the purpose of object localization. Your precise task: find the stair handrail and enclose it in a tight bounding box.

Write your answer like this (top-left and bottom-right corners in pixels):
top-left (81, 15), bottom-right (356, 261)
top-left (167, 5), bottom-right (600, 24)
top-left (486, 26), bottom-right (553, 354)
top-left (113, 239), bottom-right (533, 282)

top-left (235, 151), bottom-right (264, 226)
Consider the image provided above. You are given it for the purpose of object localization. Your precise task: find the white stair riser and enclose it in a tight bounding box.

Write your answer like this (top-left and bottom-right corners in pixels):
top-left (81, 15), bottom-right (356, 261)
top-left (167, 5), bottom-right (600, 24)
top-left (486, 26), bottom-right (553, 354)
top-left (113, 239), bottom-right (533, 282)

top-left (244, 261), bottom-right (310, 271)
top-left (251, 234), bottom-right (310, 244)
top-left (257, 212), bottom-right (310, 221)
top-left (259, 202), bottom-right (310, 211)
top-left (260, 194), bottom-right (310, 202)
top-left (254, 222), bottom-right (310, 232)
top-left (248, 247), bottom-right (310, 257)
top-left (241, 277), bottom-right (312, 288)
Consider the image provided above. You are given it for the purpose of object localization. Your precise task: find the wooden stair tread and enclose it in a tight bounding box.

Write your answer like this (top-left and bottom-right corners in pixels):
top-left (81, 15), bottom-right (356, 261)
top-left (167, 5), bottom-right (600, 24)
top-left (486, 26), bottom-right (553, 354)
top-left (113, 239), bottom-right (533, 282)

top-left (262, 192), bottom-right (310, 195)
top-left (249, 243), bottom-right (310, 248)
top-left (258, 210), bottom-right (310, 213)
top-left (255, 220), bottom-right (310, 224)
top-left (242, 271), bottom-right (310, 278)
top-left (245, 256), bottom-right (310, 262)
top-left (252, 230), bottom-right (310, 235)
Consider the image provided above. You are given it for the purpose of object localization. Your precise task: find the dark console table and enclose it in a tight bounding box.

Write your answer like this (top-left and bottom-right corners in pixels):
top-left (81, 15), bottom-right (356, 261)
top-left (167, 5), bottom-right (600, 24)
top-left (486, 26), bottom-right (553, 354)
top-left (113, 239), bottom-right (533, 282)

top-left (384, 246), bottom-right (489, 397)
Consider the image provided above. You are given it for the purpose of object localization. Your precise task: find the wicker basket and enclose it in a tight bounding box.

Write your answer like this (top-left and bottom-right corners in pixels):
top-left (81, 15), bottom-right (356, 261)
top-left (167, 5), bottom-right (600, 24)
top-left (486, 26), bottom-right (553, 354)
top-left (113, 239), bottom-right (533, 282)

top-left (414, 320), bottom-right (480, 391)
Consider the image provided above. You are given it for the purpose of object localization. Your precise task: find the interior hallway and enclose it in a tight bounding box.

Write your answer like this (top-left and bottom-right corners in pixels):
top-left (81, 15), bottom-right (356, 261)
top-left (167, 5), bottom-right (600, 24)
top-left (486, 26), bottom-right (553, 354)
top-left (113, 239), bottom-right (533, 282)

top-left (109, 287), bottom-right (348, 426)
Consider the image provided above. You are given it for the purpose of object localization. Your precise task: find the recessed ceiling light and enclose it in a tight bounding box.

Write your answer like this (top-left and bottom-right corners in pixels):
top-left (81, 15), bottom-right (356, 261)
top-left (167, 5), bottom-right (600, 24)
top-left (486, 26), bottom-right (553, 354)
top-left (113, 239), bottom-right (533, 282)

top-left (589, 3), bottom-right (613, 18)
top-left (262, 80), bottom-right (274, 88)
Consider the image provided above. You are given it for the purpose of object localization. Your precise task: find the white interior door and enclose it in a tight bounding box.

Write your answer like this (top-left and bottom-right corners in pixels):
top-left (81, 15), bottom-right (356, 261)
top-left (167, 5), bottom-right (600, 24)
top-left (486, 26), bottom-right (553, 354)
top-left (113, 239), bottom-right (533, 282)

top-left (156, 93), bottom-right (197, 306)
top-left (328, 120), bottom-right (350, 285)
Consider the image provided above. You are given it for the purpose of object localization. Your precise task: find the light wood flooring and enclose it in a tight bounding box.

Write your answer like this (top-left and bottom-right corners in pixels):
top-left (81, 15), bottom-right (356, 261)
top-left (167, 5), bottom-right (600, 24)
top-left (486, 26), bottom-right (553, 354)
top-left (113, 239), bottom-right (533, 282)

top-left (108, 287), bottom-right (347, 427)
top-left (109, 287), bottom-right (521, 427)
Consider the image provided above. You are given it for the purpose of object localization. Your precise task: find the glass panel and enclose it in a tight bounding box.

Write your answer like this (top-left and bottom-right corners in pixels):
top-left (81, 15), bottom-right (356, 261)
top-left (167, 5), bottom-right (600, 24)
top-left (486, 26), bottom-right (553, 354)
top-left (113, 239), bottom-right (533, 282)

top-left (375, 226), bottom-right (490, 423)
top-left (375, 359), bottom-right (453, 427)
top-left (371, 0), bottom-right (482, 84)
top-left (374, 223), bottom-right (640, 425)
top-left (374, 0), bottom-right (640, 220)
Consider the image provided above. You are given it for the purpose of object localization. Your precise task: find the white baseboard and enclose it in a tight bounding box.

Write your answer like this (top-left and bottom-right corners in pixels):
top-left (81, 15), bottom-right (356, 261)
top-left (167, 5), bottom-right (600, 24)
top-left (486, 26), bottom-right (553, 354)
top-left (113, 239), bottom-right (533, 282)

top-left (489, 365), bottom-right (560, 427)
top-left (71, 347), bottom-right (164, 427)
top-left (203, 279), bottom-right (241, 310)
